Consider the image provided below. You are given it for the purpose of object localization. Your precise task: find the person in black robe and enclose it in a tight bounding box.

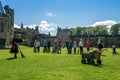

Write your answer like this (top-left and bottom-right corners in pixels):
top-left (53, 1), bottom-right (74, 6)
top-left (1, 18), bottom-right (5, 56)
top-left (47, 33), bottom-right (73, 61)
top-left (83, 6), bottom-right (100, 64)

top-left (10, 34), bottom-right (23, 58)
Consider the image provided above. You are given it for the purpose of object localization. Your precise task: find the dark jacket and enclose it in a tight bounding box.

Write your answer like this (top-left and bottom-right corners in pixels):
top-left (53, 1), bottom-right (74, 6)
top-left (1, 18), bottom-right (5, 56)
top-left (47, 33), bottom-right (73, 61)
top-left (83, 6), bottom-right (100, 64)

top-left (10, 38), bottom-right (23, 53)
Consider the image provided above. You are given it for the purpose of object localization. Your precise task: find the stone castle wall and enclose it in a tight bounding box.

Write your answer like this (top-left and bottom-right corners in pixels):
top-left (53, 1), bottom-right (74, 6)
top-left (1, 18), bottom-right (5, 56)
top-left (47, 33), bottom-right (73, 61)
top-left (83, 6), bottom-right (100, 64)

top-left (70, 36), bottom-right (120, 48)
top-left (0, 3), bottom-right (14, 48)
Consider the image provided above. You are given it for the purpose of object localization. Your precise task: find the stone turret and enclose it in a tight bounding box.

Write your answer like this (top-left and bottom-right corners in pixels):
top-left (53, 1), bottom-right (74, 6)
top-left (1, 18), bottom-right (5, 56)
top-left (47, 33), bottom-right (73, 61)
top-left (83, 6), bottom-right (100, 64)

top-left (56, 26), bottom-right (72, 45)
top-left (21, 23), bottom-right (23, 29)
top-left (35, 26), bottom-right (39, 33)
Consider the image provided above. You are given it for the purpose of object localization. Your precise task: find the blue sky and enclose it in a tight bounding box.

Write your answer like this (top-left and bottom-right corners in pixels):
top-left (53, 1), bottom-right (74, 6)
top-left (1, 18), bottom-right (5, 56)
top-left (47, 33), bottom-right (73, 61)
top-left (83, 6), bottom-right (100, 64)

top-left (1, 0), bottom-right (120, 35)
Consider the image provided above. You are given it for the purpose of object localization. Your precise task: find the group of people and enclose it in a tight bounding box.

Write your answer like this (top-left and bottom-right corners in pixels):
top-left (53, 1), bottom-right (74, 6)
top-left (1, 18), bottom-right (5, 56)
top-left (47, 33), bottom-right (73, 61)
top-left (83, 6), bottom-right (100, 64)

top-left (42, 39), bottom-right (62, 54)
top-left (10, 34), bottom-right (119, 58)
top-left (33, 38), bottom-right (62, 54)
top-left (65, 37), bottom-right (119, 56)
top-left (66, 38), bottom-right (92, 54)
top-left (52, 39), bottom-right (62, 54)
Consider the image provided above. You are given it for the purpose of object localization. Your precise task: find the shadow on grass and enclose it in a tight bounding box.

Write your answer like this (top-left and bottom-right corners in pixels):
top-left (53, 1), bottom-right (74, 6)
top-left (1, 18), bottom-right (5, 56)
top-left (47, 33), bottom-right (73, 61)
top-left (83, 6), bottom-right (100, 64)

top-left (82, 63), bottom-right (104, 68)
top-left (6, 57), bottom-right (17, 60)
top-left (101, 55), bottom-right (107, 57)
top-left (93, 64), bottom-right (103, 67)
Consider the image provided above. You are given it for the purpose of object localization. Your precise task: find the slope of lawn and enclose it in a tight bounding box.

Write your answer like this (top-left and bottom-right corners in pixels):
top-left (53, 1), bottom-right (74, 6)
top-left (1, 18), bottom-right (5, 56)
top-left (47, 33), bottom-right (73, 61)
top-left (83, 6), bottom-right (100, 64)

top-left (0, 46), bottom-right (120, 80)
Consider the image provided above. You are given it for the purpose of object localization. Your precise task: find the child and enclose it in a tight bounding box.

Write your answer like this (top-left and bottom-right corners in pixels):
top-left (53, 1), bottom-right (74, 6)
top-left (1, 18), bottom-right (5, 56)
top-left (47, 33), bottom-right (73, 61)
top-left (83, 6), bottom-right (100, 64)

top-left (52, 45), bottom-right (55, 54)
top-left (112, 45), bottom-right (119, 55)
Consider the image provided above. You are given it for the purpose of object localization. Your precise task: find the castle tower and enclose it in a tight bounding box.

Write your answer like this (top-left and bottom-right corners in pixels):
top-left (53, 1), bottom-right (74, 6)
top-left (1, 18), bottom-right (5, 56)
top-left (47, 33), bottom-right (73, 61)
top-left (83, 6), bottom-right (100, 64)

top-left (56, 26), bottom-right (72, 45)
top-left (4, 5), bottom-right (14, 43)
top-left (0, 1), bottom-right (14, 48)
top-left (35, 26), bottom-right (39, 33)
top-left (21, 23), bottom-right (23, 29)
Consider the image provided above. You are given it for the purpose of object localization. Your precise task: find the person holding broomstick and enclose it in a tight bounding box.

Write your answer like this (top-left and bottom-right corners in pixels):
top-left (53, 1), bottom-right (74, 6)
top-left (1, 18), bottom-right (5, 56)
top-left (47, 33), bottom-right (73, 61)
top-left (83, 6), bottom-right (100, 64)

top-left (10, 34), bottom-right (24, 58)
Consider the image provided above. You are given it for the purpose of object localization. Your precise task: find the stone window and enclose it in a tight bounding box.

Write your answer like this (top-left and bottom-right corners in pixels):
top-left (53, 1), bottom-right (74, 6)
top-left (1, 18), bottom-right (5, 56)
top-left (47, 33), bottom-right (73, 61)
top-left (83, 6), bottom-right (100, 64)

top-left (0, 21), bottom-right (4, 32)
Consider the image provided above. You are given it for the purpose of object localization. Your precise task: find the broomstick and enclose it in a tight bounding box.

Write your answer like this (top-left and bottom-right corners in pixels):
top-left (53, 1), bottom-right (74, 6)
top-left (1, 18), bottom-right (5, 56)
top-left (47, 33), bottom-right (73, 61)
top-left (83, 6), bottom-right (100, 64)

top-left (18, 47), bottom-right (25, 58)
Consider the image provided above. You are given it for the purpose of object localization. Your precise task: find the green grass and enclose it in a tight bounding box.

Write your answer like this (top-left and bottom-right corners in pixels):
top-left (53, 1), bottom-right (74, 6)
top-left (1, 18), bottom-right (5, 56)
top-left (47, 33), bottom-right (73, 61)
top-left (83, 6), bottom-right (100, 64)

top-left (0, 46), bottom-right (120, 80)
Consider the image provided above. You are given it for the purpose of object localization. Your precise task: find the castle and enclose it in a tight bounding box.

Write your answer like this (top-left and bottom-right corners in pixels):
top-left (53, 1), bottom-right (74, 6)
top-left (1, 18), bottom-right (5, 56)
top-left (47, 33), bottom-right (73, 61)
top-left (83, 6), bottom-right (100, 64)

top-left (1, 1), bottom-right (119, 48)
top-left (56, 26), bottom-right (72, 45)
top-left (0, 2), bottom-right (14, 48)
top-left (0, 1), bottom-right (72, 48)
top-left (14, 23), bottom-right (40, 46)
top-left (0, 1), bottom-right (41, 48)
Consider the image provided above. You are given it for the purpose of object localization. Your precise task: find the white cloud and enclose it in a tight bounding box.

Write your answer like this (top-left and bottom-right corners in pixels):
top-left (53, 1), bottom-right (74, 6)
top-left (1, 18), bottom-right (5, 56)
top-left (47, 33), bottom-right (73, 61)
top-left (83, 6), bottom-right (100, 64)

top-left (14, 24), bottom-right (21, 28)
top-left (14, 24), bottom-right (37, 29)
top-left (39, 20), bottom-right (56, 31)
top-left (39, 20), bottom-right (57, 36)
top-left (90, 20), bottom-right (118, 33)
top-left (45, 12), bottom-right (55, 17)
top-left (92, 20), bottom-right (117, 28)
top-left (14, 20), bottom-right (57, 36)
top-left (27, 24), bottom-right (38, 29)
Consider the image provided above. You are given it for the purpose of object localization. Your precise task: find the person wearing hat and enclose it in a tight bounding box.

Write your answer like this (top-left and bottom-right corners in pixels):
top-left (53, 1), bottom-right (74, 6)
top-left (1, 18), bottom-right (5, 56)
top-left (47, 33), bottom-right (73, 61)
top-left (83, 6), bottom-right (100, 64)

top-left (10, 34), bottom-right (23, 58)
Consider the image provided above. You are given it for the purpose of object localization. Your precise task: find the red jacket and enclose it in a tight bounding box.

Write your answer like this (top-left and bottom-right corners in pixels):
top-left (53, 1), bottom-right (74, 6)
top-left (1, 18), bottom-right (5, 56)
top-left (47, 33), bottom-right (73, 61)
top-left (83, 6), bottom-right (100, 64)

top-left (86, 41), bottom-right (91, 48)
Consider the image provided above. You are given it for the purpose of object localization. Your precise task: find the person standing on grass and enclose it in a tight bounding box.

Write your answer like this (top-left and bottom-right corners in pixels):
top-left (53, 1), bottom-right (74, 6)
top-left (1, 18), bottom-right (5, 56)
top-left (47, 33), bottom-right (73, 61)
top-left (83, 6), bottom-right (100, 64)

top-left (36, 40), bottom-right (40, 53)
top-left (73, 40), bottom-right (77, 54)
top-left (79, 38), bottom-right (84, 54)
top-left (47, 39), bottom-right (51, 53)
top-left (43, 40), bottom-right (48, 53)
top-left (68, 39), bottom-right (73, 54)
top-left (54, 39), bottom-right (58, 53)
top-left (96, 37), bottom-right (104, 64)
top-left (112, 45), bottom-right (119, 55)
top-left (112, 45), bottom-right (116, 55)
top-left (86, 39), bottom-right (91, 53)
top-left (34, 40), bottom-right (37, 53)
top-left (66, 39), bottom-right (69, 53)
top-left (57, 38), bottom-right (61, 54)
top-left (10, 34), bottom-right (23, 58)
top-left (97, 37), bottom-right (103, 51)
top-left (51, 44), bottom-right (55, 54)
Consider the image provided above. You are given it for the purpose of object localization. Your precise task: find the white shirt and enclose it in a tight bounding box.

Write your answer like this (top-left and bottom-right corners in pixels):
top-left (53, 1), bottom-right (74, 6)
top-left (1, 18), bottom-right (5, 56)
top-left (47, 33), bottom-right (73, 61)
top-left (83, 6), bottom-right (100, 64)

top-left (79, 41), bottom-right (83, 47)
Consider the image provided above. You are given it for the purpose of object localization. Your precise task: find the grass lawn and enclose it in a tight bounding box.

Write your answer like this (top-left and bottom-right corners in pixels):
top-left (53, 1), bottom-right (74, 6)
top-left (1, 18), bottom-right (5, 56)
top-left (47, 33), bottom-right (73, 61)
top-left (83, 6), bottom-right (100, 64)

top-left (0, 46), bottom-right (120, 80)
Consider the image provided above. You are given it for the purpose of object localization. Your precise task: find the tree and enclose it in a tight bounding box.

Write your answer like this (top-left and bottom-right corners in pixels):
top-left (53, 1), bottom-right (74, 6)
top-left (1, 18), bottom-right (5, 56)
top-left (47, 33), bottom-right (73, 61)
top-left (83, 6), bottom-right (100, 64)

top-left (93, 25), bottom-right (108, 36)
top-left (110, 24), bottom-right (120, 36)
top-left (70, 28), bottom-right (76, 36)
top-left (70, 25), bottom-right (109, 37)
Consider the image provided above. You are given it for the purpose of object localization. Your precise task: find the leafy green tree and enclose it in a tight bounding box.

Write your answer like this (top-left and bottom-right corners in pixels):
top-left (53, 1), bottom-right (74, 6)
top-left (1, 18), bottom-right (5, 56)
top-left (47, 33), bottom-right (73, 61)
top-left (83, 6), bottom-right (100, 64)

top-left (110, 24), bottom-right (120, 36)
top-left (70, 28), bottom-right (77, 36)
top-left (70, 25), bottom-right (109, 37)
top-left (93, 26), bottom-right (108, 36)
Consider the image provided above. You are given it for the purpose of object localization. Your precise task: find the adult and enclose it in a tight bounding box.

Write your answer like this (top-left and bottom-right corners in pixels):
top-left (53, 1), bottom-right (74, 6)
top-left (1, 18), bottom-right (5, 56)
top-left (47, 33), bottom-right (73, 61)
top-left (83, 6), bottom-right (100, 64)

top-left (34, 40), bottom-right (37, 52)
top-left (66, 39), bottom-right (69, 53)
top-left (37, 40), bottom-right (40, 53)
top-left (54, 39), bottom-right (58, 53)
top-left (97, 37), bottom-right (103, 51)
top-left (47, 39), bottom-right (51, 53)
top-left (43, 40), bottom-right (48, 53)
top-left (79, 38), bottom-right (84, 54)
top-left (57, 38), bottom-right (61, 54)
top-left (86, 39), bottom-right (91, 53)
top-left (10, 34), bottom-right (23, 58)
top-left (73, 40), bottom-right (77, 54)
top-left (97, 37), bottom-right (104, 64)
top-left (68, 40), bottom-right (73, 54)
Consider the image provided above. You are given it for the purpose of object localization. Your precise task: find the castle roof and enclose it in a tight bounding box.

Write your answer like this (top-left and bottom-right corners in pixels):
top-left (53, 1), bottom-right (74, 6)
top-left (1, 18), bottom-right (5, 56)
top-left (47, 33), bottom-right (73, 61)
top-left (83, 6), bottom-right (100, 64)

top-left (0, 1), bottom-right (6, 14)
